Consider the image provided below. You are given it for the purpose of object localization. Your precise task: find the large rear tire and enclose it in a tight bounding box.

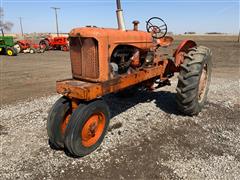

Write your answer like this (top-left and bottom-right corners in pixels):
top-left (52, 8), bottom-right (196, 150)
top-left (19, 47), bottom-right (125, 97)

top-left (176, 46), bottom-right (212, 116)
top-left (6, 47), bottom-right (17, 56)
top-left (39, 40), bottom-right (49, 51)
top-left (47, 97), bottom-right (72, 149)
top-left (64, 99), bottom-right (110, 157)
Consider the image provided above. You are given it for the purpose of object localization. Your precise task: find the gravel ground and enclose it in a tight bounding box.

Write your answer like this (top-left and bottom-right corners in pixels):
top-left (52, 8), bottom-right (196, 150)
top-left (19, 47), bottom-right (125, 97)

top-left (0, 76), bottom-right (239, 179)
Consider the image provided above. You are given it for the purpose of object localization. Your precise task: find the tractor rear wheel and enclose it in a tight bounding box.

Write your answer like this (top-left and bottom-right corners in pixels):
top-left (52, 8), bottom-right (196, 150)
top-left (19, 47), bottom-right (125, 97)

top-left (39, 40), bottom-right (49, 51)
top-left (6, 47), bottom-right (17, 56)
top-left (64, 99), bottom-right (110, 157)
top-left (47, 97), bottom-right (72, 149)
top-left (176, 46), bottom-right (212, 116)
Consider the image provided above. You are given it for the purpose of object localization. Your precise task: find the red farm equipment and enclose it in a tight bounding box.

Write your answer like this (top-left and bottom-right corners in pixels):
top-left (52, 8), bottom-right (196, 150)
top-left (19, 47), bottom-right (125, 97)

top-left (39, 36), bottom-right (69, 51)
top-left (16, 39), bottom-right (45, 54)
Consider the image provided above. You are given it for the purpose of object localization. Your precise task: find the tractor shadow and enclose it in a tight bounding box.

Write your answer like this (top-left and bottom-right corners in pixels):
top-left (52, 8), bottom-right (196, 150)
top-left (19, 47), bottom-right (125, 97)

top-left (62, 90), bottom-right (180, 158)
top-left (104, 90), bottom-right (181, 119)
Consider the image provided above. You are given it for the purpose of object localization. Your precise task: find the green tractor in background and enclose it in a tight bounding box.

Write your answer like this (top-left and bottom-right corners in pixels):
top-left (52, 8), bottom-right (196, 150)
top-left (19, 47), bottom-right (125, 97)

top-left (0, 35), bottom-right (18, 56)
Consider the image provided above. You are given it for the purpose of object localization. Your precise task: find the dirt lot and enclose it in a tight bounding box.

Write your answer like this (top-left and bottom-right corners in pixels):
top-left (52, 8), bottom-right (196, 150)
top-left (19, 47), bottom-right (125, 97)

top-left (0, 51), bottom-right (71, 105)
top-left (0, 36), bottom-right (240, 179)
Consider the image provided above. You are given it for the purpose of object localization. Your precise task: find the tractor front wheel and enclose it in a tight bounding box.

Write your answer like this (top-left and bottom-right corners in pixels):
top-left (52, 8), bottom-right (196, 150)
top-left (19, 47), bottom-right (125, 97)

top-left (29, 48), bottom-right (36, 54)
top-left (47, 97), bottom-right (72, 149)
top-left (64, 99), bottom-right (110, 157)
top-left (176, 46), bottom-right (212, 116)
top-left (6, 47), bottom-right (17, 56)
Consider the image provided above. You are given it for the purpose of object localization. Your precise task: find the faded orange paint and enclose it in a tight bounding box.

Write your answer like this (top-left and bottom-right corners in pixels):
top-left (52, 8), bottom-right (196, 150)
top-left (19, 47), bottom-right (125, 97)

top-left (174, 40), bottom-right (197, 66)
top-left (81, 112), bottom-right (106, 147)
top-left (69, 27), bottom-right (153, 82)
top-left (57, 61), bottom-right (170, 101)
top-left (57, 27), bottom-right (196, 103)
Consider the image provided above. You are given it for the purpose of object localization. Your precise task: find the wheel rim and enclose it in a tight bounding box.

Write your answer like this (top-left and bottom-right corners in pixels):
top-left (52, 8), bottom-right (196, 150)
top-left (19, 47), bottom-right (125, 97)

top-left (7, 50), bottom-right (13, 56)
top-left (60, 112), bottom-right (71, 135)
top-left (40, 43), bottom-right (46, 50)
top-left (81, 113), bottom-right (106, 147)
top-left (198, 64), bottom-right (208, 102)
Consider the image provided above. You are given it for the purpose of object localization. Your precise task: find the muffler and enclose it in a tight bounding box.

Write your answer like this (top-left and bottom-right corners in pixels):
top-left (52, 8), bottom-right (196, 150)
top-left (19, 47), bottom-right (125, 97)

top-left (116, 0), bottom-right (126, 31)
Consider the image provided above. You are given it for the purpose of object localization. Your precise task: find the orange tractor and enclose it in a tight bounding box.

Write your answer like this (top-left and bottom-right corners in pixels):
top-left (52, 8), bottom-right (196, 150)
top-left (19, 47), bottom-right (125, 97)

top-left (47, 0), bottom-right (212, 157)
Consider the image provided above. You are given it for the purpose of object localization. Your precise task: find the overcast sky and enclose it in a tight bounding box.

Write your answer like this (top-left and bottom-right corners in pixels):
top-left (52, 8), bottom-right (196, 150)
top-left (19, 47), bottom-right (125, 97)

top-left (1, 0), bottom-right (239, 34)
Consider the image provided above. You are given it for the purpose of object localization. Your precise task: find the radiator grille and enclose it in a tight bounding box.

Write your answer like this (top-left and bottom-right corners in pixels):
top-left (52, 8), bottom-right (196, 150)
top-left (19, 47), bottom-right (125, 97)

top-left (70, 37), bottom-right (99, 79)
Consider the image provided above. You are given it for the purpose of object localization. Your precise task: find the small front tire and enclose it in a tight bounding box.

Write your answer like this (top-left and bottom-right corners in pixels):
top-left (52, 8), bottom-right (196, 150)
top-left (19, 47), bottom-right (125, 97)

top-left (64, 99), bottom-right (110, 157)
top-left (47, 97), bottom-right (72, 149)
top-left (29, 48), bottom-right (36, 54)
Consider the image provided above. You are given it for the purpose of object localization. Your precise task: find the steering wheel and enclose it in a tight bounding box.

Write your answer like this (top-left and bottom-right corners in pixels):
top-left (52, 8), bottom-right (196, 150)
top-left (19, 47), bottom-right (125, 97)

top-left (146, 17), bottom-right (168, 39)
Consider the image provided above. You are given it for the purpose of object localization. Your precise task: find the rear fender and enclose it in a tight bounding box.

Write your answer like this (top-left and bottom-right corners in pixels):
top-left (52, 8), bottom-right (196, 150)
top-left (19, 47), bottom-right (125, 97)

top-left (174, 40), bottom-right (197, 67)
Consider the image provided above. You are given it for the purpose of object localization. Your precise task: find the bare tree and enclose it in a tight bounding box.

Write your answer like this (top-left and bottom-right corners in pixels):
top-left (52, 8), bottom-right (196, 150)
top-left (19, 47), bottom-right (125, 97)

top-left (0, 7), bottom-right (13, 35)
top-left (238, 30), bottom-right (240, 43)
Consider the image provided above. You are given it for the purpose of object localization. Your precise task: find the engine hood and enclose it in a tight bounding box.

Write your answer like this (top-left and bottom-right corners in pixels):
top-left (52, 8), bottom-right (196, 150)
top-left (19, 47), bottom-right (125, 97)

top-left (69, 27), bottom-right (153, 50)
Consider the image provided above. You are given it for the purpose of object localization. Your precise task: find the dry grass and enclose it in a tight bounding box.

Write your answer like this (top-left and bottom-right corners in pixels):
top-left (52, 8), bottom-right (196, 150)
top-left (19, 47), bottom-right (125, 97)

top-left (174, 35), bottom-right (238, 42)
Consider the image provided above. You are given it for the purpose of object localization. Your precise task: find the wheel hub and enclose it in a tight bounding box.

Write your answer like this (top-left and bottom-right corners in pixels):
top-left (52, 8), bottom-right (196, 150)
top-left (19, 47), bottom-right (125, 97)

top-left (198, 64), bottom-right (208, 102)
top-left (89, 122), bottom-right (97, 137)
top-left (7, 50), bottom-right (13, 56)
top-left (81, 113), bottom-right (105, 147)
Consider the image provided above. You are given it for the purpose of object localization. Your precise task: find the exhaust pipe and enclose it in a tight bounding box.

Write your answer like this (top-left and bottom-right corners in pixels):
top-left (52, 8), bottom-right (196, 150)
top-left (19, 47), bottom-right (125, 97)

top-left (116, 0), bottom-right (126, 31)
